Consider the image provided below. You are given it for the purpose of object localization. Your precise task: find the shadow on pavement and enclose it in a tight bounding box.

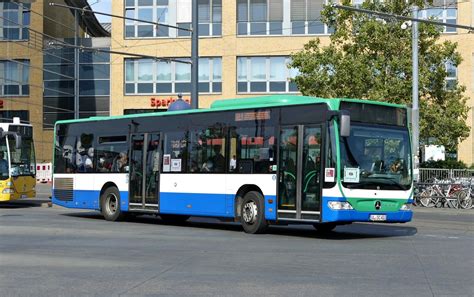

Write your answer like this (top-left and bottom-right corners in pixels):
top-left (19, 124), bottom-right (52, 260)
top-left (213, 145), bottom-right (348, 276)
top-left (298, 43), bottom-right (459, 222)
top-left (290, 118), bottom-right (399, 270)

top-left (0, 199), bottom-right (49, 209)
top-left (63, 211), bottom-right (418, 240)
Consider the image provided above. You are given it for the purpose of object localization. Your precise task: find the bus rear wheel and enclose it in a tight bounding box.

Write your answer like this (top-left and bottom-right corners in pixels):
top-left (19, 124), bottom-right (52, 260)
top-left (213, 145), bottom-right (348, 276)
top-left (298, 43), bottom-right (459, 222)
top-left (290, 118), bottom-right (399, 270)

top-left (101, 187), bottom-right (124, 221)
top-left (313, 223), bottom-right (337, 233)
top-left (240, 191), bottom-right (267, 234)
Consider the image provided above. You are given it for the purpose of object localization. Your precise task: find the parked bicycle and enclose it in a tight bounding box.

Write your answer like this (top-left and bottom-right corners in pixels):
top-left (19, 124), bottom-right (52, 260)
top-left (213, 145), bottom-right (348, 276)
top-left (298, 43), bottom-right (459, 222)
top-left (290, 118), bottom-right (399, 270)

top-left (415, 177), bottom-right (473, 209)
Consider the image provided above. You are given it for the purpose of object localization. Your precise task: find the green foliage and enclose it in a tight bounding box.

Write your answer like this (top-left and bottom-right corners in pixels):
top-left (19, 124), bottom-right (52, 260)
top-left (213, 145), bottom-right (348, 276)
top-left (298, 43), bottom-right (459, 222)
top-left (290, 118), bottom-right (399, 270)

top-left (420, 159), bottom-right (467, 169)
top-left (289, 0), bottom-right (469, 152)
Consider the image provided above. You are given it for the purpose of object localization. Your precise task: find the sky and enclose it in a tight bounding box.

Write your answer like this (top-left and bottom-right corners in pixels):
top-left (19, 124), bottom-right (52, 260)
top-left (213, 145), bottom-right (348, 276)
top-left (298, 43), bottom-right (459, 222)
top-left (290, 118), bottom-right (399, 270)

top-left (87, 0), bottom-right (112, 23)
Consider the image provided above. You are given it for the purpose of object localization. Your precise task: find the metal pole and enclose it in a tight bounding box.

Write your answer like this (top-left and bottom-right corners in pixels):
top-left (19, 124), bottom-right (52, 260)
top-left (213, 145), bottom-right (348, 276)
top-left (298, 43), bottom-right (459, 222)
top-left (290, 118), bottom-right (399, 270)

top-left (191, 0), bottom-right (199, 109)
top-left (74, 10), bottom-right (79, 119)
top-left (412, 6), bottom-right (420, 169)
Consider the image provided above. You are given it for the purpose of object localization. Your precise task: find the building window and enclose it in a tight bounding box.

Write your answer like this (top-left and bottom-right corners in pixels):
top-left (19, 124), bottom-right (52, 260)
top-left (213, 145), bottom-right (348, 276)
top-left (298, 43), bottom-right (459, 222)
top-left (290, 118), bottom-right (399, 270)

top-left (420, 0), bottom-right (457, 33)
top-left (237, 56), bottom-right (299, 94)
top-left (125, 57), bottom-right (222, 95)
top-left (43, 46), bottom-right (110, 129)
top-left (237, 0), bottom-right (283, 35)
top-left (0, 60), bottom-right (29, 97)
top-left (177, 0), bottom-right (222, 37)
top-left (291, 0), bottom-right (332, 35)
top-left (0, 110), bottom-right (29, 123)
top-left (237, 0), bottom-right (332, 36)
top-left (0, 2), bottom-right (30, 41)
top-left (445, 60), bottom-right (457, 90)
top-left (124, 0), bottom-right (169, 38)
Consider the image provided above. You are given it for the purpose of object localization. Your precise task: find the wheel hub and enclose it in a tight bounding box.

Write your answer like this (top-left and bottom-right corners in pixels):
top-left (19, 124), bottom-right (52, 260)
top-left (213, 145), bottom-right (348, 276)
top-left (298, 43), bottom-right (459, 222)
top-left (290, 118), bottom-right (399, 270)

top-left (107, 194), bottom-right (117, 214)
top-left (242, 201), bottom-right (258, 224)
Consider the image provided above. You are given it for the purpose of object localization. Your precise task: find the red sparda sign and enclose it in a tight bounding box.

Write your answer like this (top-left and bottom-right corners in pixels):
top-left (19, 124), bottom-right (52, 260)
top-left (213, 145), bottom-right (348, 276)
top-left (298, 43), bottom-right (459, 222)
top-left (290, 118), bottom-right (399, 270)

top-left (150, 97), bottom-right (191, 107)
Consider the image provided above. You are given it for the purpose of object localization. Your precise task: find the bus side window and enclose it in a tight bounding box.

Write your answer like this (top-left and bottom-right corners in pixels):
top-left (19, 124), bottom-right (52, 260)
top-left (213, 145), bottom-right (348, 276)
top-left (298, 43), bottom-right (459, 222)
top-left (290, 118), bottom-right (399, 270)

top-left (96, 136), bottom-right (128, 173)
top-left (188, 126), bottom-right (226, 173)
top-left (228, 133), bottom-right (237, 172)
top-left (55, 135), bottom-right (78, 173)
top-left (232, 126), bottom-right (276, 174)
top-left (76, 133), bottom-right (95, 173)
top-left (163, 131), bottom-right (188, 173)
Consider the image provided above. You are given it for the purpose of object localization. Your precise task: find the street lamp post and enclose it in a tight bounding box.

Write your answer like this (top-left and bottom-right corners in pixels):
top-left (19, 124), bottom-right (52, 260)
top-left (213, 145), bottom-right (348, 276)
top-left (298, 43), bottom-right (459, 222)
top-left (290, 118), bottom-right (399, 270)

top-left (191, 0), bottom-right (199, 109)
top-left (412, 6), bottom-right (420, 174)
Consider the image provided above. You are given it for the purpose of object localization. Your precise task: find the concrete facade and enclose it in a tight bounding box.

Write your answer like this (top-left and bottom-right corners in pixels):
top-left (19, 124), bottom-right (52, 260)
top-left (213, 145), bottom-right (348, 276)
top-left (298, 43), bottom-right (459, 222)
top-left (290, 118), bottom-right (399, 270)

top-left (447, 0), bottom-right (474, 164)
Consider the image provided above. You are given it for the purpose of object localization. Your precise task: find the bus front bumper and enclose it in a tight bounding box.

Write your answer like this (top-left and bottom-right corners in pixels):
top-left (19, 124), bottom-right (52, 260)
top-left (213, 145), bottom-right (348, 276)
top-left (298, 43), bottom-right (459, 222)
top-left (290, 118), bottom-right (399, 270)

top-left (322, 208), bottom-right (413, 223)
top-left (322, 197), bottom-right (413, 223)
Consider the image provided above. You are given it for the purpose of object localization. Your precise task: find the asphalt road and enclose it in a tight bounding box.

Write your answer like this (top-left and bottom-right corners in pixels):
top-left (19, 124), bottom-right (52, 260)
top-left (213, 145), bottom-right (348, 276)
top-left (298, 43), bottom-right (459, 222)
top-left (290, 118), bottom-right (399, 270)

top-left (0, 195), bottom-right (472, 297)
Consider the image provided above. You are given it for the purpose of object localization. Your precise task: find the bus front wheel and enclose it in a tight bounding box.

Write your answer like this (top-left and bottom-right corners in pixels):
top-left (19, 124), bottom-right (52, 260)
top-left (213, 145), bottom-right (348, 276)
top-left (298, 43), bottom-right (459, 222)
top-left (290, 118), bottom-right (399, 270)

top-left (101, 187), bottom-right (124, 221)
top-left (240, 191), bottom-right (267, 234)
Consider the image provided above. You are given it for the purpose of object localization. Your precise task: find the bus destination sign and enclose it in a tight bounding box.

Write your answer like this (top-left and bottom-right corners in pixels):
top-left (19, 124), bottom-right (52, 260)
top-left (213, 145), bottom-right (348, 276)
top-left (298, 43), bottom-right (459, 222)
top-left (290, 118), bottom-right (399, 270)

top-left (235, 111), bottom-right (270, 122)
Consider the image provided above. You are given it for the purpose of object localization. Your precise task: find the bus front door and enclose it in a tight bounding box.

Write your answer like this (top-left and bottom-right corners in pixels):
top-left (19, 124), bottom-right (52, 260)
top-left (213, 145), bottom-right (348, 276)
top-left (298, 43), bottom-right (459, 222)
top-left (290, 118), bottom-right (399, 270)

top-left (129, 133), bottom-right (162, 212)
top-left (278, 125), bottom-right (322, 221)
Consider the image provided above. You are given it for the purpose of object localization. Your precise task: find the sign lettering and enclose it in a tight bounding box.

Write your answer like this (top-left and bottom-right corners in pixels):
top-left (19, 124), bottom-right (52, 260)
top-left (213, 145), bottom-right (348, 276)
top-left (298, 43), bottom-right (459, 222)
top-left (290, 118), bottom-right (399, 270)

top-left (150, 97), bottom-right (191, 108)
top-left (235, 111), bottom-right (271, 122)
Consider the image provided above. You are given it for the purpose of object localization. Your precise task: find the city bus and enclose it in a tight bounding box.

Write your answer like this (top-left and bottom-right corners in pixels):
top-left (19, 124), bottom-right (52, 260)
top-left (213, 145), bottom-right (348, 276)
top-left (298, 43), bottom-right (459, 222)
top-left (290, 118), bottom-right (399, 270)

top-left (0, 117), bottom-right (36, 202)
top-left (52, 95), bottom-right (413, 233)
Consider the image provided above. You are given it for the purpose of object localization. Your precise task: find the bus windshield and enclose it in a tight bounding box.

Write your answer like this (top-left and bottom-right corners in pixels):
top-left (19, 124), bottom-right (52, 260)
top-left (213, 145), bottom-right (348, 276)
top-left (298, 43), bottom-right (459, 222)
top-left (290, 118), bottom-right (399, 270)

top-left (7, 136), bottom-right (35, 177)
top-left (340, 124), bottom-right (412, 190)
top-left (0, 137), bottom-right (9, 180)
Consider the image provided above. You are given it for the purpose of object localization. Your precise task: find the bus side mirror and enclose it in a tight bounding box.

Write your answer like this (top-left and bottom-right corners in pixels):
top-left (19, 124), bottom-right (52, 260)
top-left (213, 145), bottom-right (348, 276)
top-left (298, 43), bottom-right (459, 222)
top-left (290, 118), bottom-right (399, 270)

top-left (340, 111), bottom-right (351, 137)
top-left (1, 131), bottom-right (22, 149)
top-left (14, 134), bottom-right (22, 149)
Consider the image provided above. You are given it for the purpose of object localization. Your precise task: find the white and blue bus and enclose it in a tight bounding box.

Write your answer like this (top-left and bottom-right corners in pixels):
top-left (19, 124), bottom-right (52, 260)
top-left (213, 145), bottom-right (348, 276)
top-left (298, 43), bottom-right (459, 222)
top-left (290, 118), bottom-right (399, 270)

top-left (52, 96), bottom-right (413, 233)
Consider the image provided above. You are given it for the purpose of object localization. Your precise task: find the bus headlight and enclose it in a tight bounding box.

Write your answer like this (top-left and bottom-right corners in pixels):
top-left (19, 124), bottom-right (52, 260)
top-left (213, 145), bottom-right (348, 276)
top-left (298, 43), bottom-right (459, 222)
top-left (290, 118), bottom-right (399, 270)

top-left (328, 201), bottom-right (353, 210)
top-left (6, 181), bottom-right (12, 186)
top-left (399, 203), bottom-right (411, 211)
top-left (2, 188), bottom-right (14, 194)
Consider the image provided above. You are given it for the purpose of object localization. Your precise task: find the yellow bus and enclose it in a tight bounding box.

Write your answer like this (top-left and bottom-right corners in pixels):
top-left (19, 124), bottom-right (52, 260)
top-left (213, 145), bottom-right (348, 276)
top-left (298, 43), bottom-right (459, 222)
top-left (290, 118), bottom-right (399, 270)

top-left (0, 117), bottom-right (36, 202)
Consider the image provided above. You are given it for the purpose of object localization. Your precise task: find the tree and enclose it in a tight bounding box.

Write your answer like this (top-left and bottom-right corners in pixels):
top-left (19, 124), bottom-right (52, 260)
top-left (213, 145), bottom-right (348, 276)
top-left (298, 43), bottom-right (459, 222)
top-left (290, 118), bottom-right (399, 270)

top-left (289, 0), bottom-right (469, 152)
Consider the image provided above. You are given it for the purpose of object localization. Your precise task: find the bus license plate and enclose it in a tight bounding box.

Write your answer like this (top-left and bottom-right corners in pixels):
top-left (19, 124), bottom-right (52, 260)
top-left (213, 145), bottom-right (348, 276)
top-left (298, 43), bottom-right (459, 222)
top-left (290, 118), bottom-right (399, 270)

top-left (370, 214), bottom-right (386, 221)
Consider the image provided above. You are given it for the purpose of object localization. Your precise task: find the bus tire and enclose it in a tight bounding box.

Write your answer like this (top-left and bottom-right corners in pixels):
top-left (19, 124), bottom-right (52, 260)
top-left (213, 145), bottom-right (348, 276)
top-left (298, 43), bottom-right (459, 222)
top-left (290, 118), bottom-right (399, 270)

top-left (313, 223), bottom-right (337, 233)
top-left (240, 191), bottom-right (267, 234)
top-left (160, 214), bottom-right (190, 223)
top-left (101, 187), bottom-right (124, 221)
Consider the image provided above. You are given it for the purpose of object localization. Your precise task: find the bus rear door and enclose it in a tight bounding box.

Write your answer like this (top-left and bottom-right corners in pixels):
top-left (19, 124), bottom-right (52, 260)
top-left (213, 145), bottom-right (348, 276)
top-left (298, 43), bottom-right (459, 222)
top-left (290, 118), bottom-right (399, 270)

top-left (129, 133), bottom-right (162, 212)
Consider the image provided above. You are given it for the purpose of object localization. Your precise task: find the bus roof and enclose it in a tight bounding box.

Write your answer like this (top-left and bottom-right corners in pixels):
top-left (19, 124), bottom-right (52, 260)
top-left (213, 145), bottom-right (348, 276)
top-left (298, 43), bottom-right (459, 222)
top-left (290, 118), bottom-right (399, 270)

top-left (55, 95), bottom-right (407, 126)
top-left (0, 121), bottom-right (33, 130)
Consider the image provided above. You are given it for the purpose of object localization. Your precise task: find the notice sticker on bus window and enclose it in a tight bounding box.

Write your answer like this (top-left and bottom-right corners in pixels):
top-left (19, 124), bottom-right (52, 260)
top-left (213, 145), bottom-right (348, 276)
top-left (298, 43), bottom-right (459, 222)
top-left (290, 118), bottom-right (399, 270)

top-left (171, 159), bottom-right (182, 172)
top-left (325, 168), bottom-right (335, 182)
top-left (163, 154), bottom-right (171, 172)
top-left (344, 167), bottom-right (360, 183)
